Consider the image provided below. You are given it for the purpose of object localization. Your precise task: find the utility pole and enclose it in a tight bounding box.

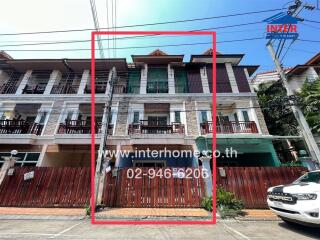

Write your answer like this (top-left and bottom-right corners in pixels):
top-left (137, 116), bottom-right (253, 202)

top-left (266, 0), bottom-right (320, 162)
top-left (94, 67), bottom-right (117, 207)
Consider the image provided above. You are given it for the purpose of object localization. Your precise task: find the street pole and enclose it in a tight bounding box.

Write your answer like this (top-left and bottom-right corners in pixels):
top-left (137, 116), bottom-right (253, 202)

top-left (266, 0), bottom-right (320, 162)
top-left (94, 67), bottom-right (117, 207)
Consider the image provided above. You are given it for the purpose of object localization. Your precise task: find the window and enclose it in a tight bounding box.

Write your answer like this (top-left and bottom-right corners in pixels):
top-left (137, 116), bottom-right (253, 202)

top-left (174, 111), bottom-right (181, 123)
top-left (133, 112), bottom-right (140, 123)
top-left (147, 67), bottom-right (168, 93)
top-left (242, 111), bottom-right (250, 122)
top-left (38, 112), bottom-right (47, 124)
top-left (201, 111), bottom-right (208, 123)
top-left (148, 116), bottom-right (167, 126)
top-left (133, 160), bottom-right (166, 168)
top-left (174, 68), bottom-right (189, 93)
top-left (127, 69), bottom-right (141, 93)
top-left (234, 113), bottom-right (239, 122)
top-left (0, 152), bottom-right (40, 167)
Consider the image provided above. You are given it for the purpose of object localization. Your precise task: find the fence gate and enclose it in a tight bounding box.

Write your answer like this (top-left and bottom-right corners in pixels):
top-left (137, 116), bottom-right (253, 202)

top-left (102, 168), bottom-right (206, 208)
top-left (0, 167), bottom-right (90, 207)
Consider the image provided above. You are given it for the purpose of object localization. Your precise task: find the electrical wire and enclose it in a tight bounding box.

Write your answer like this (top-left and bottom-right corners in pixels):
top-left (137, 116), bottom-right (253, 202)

top-left (0, 8), bottom-right (285, 36)
top-left (0, 21), bottom-right (263, 48)
top-left (1, 37), bottom-right (265, 52)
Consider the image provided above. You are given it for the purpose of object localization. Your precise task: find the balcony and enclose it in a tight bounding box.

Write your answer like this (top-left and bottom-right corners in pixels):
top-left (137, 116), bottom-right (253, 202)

top-left (128, 121), bottom-right (185, 134)
top-left (22, 84), bottom-right (46, 94)
top-left (84, 84), bottom-right (106, 94)
top-left (200, 121), bottom-right (259, 134)
top-left (113, 84), bottom-right (126, 94)
top-left (0, 120), bottom-right (43, 135)
top-left (51, 84), bottom-right (78, 94)
top-left (0, 72), bottom-right (23, 94)
top-left (57, 120), bottom-right (114, 135)
top-left (0, 83), bottom-right (18, 94)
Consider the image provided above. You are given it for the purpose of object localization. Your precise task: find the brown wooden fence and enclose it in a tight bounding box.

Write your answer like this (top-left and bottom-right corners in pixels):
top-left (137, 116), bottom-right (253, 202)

top-left (102, 168), bottom-right (205, 208)
top-left (0, 167), bottom-right (90, 207)
top-left (216, 167), bottom-right (307, 209)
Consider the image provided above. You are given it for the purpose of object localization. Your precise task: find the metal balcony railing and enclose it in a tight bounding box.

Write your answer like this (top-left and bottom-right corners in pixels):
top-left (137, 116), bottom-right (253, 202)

top-left (22, 84), bottom-right (46, 94)
top-left (57, 120), bottom-right (114, 135)
top-left (128, 120), bottom-right (185, 134)
top-left (0, 120), bottom-right (43, 135)
top-left (200, 121), bottom-right (259, 134)
top-left (51, 84), bottom-right (79, 94)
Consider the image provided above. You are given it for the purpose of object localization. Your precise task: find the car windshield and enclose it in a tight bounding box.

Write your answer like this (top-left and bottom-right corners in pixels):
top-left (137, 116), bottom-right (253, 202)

top-left (294, 171), bottom-right (320, 184)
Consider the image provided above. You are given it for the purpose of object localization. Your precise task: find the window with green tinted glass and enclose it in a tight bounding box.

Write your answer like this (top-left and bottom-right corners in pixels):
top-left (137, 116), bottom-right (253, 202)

top-left (147, 68), bottom-right (168, 93)
top-left (174, 111), bottom-right (181, 123)
top-left (201, 111), bottom-right (208, 123)
top-left (242, 111), bottom-right (250, 122)
top-left (133, 112), bottom-right (140, 123)
top-left (174, 68), bottom-right (188, 93)
top-left (127, 69), bottom-right (141, 93)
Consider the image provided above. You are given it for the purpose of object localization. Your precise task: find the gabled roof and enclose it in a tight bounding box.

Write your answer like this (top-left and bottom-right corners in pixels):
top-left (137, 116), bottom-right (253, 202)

top-left (0, 51), bottom-right (13, 60)
top-left (305, 52), bottom-right (320, 65)
top-left (148, 49), bottom-right (168, 56)
top-left (131, 49), bottom-right (184, 64)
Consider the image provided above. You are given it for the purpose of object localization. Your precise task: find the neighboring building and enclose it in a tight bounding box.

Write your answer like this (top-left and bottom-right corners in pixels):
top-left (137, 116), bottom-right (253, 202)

top-left (253, 52), bottom-right (320, 149)
top-left (251, 68), bottom-right (291, 90)
top-left (0, 49), bottom-right (280, 171)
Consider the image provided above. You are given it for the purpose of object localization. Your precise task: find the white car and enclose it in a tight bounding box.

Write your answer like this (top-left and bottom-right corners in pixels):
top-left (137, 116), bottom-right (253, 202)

top-left (267, 170), bottom-right (320, 227)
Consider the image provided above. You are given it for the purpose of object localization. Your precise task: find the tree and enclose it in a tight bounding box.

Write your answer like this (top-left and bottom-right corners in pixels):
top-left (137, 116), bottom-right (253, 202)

top-left (256, 81), bottom-right (299, 136)
top-left (298, 78), bottom-right (320, 134)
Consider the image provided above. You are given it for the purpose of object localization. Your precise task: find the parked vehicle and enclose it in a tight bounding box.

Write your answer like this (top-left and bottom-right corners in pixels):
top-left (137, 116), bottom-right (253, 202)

top-left (267, 170), bottom-right (320, 227)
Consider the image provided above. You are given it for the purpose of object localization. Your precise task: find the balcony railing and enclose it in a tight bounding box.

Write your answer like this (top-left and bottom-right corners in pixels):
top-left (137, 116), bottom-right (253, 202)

top-left (0, 72), bottom-right (23, 94)
top-left (57, 120), bottom-right (114, 135)
top-left (0, 120), bottom-right (43, 135)
top-left (0, 82), bottom-right (18, 94)
top-left (128, 121), bottom-right (185, 134)
top-left (51, 84), bottom-right (78, 94)
top-left (84, 84), bottom-right (106, 94)
top-left (113, 84), bottom-right (126, 94)
top-left (22, 84), bottom-right (46, 94)
top-left (146, 82), bottom-right (168, 93)
top-left (200, 121), bottom-right (259, 134)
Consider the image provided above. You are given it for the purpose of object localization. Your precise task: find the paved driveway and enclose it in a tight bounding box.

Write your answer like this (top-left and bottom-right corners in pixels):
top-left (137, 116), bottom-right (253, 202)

top-left (0, 219), bottom-right (319, 239)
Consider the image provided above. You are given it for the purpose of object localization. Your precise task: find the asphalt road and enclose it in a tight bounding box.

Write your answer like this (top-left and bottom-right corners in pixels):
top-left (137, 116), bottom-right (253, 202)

top-left (0, 219), bottom-right (319, 239)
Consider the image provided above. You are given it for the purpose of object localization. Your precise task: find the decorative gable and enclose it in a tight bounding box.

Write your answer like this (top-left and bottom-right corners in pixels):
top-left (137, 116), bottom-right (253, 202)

top-left (148, 49), bottom-right (168, 56)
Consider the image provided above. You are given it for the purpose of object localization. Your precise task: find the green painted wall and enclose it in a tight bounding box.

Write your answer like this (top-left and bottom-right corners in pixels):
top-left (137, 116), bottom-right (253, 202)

top-left (195, 137), bottom-right (281, 167)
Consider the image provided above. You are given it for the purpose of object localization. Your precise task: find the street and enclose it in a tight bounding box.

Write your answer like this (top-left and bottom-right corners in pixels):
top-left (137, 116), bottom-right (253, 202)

top-left (0, 219), bottom-right (319, 240)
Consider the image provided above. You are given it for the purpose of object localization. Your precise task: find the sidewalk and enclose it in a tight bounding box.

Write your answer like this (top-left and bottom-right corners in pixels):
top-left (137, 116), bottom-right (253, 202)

top-left (95, 208), bottom-right (211, 220)
top-left (0, 207), bottom-right (86, 220)
top-left (236, 209), bottom-right (280, 221)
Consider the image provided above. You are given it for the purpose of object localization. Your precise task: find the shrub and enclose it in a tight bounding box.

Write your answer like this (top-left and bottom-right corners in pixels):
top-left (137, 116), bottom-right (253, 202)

top-left (216, 186), bottom-right (244, 211)
top-left (201, 196), bottom-right (213, 212)
top-left (85, 203), bottom-right (91, 216)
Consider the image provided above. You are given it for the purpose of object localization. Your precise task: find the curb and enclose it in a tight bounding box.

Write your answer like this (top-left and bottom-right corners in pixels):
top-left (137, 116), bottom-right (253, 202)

top-left (0, 215), bottom-right (86, 220)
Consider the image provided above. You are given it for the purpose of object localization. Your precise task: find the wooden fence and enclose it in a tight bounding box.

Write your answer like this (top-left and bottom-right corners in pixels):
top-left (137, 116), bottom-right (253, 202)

top-left (102, 168), bottom-right (206, 208)
top-left (0, 167), bottom-right (90, 207)
top-left (216, 167), bottom-right (306, 209)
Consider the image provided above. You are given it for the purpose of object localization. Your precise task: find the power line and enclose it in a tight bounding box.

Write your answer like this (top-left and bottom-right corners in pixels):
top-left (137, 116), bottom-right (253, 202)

top-left (0, 8), bottom-right (284, 36)
top-left (1, 37), bottom-right (265, 52)
top-left (0, 21), bottom-right (263, 48)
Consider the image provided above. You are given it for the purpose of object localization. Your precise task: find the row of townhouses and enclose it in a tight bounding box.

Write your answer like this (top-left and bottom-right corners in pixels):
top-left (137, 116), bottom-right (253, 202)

top-left (0, 49), bottom-right (281, 171)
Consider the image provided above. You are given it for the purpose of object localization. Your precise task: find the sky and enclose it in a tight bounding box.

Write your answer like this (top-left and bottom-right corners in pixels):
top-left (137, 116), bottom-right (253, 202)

top-left (0, 0), bottom-right (319, 73)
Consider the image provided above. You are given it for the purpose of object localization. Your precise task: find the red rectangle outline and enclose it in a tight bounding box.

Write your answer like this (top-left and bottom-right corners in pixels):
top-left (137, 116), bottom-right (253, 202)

top-left (91, 31), bottom-right (216, 225)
